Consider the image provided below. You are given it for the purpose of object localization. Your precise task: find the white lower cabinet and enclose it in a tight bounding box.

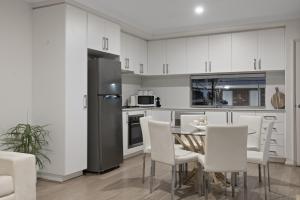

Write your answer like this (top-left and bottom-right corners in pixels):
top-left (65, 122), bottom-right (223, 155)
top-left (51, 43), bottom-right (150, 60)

top-left (232, 111), bottom-right (285, 160)
top-left (122, 110), bottom-right (147, 157)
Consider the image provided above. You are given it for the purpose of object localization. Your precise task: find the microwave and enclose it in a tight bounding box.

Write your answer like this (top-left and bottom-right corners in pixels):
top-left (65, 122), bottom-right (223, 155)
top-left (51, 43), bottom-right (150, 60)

top-left (136, 95), bottom-right (156, 107)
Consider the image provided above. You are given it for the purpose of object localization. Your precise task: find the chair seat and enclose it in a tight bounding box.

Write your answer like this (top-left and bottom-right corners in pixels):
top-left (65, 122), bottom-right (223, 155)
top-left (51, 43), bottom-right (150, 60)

top-left (247, 145), bottom-right (259, 151)
top-left (174, 144), bottom-right (183, 149)
top-left (198, 153), bottom-right (205, 166)
top-left (247, 150), bottom-right (264, 164)
top-left (175, 149), bottom-right (198, 164)
top-left (144, 144), bottom-right (183, 154)
top-left (0, 176), bottom-right (14, 198)
top-left (144, 146), bottom-right (151, 154)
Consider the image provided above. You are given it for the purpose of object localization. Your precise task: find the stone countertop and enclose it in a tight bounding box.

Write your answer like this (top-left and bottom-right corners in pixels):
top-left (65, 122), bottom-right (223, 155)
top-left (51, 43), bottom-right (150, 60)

top-left (122, 106), bottom-right (286, 113)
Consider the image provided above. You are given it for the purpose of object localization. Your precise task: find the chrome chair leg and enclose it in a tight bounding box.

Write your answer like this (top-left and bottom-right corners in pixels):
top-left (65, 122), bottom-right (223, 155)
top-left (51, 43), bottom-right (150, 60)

top-left (263, 166), bottom-right (268, 200)
top-left (171, 166), bottom-right (176, 200)
top-left (150, 160), bottom-right (155, 193)
top-left (142, 153), bottom-right (146, 183)
top-left (258, 164), bottom-right (262, 183)
top-left (267, 162), bottom-right (271, 192)
top-left (197, 163), bottom-right (203, 196)
top-left (231, 172), bottom-right (236, 197)
top-left (244, 171), bottom-right (248, 200)
top-left (204, 172), bottom-right (209, 200)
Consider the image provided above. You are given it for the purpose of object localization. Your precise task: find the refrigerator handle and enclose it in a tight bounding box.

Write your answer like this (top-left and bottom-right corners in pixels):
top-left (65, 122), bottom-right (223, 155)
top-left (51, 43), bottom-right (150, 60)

top-left (83, 94), bottom-right (87, 109)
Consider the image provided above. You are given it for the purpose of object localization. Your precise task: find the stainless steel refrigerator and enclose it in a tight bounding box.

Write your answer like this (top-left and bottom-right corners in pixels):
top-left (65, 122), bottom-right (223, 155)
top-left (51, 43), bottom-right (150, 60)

top-left (87, 57), bottom-right (123, 173)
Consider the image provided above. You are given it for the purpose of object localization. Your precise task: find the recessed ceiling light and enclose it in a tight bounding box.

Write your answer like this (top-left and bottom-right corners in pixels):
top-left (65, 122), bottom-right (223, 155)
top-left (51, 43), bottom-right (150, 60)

top-left (194, 6), bottom-right (204, 15)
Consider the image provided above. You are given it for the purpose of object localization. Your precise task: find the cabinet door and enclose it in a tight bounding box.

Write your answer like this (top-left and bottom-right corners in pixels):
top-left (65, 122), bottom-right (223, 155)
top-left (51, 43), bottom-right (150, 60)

top-left (232, 31), bottom-right (258, 72)
top-left (209, 34), bottom-right (232, 73)
top-left (165, 38), bottom-right (186, 75)
top-left (65, 5), bottom-right (88, 172)
top-left (186, 36), bottom-right (209, 73)
top-left (120, 33), bottom-right (129, 70)
top-left (148, 40), bottom-right (165, 75)
top-left (104, 20), bottom-right (120, 56)
top-left (258, 28), bottom-right (285, 71)
top-left (231, 112), bottom-right (255, 125)
top-left (135, 38), bottom-right (148, 75)
top-left (206, 111), bottom-right (228, 125)
top-left (87, 14), bottom-right (105, 51)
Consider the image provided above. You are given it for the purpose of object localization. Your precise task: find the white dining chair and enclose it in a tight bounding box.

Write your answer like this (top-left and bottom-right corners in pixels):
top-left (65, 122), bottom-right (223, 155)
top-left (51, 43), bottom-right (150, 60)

top-left (180, 115), bottom-right (206, 176)
top-left (239, 115), bottom-right (263, 182)
top-left (198, 125), bottom-right (248, 200)
top-left (140, 116), bottom-right (152, 183)
top-left (238, 115), bottom-right (263, 151)
top-left (140, 116), bottom-right (183, 184)
top-left (247, 121), bottom-right (274, 200)
top-left (148, 120), bottom-right (199, 200)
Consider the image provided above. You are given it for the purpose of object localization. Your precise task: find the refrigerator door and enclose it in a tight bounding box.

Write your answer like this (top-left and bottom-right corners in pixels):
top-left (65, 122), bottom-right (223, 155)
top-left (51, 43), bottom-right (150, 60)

top-left (98, 95), bottom-right (123, 171)
top-left (98, 58), bottom-right (121, 95)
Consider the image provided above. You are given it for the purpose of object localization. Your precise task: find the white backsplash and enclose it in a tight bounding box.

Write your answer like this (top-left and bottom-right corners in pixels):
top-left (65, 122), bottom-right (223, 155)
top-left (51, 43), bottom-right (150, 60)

top-left (122, 72), bottom-right (285, 109)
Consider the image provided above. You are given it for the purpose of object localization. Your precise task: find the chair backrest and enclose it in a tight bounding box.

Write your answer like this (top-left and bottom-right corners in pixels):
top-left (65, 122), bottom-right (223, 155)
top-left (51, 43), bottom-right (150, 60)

top-left (148, 120), bottom-right (175, 165)
top-left (239, 115), bottom-right (263, 150)
top-left (204, 125), bottom-right (248, 172)
top-left (181, 115), bottom-right (206, 133)
top-left (140, 116), bottom-right (152, 153)
top-left (262, 121), bottom-right (274, 164)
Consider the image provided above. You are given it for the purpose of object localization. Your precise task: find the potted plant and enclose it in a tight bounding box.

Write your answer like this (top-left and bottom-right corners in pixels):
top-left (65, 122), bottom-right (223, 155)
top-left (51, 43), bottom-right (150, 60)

top-left (1, 123), bottom-right (50, 169)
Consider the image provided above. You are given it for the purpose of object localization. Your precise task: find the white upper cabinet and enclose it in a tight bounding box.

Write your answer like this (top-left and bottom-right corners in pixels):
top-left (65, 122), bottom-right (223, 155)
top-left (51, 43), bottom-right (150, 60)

top-left (148, 40), bottom-right (165, 75)
top-left (258, 28), bottom-right (285, 71)
top-left (120, 32), bottom-right (148, 74)
top-left (186, 36), bottom-right (209, 74)
top-left (208, 34), bottom-right (232, 73)
top-left (165, 38), bottom-right (186, 75)
top-left (120, 33), bottom-right (135, 71)
top-left (87, 14), bottom-right (120, 55)
top-left (232, 31), bottom-right (258, 72)
top-left (104, 20), bottom-right (121, 55)
top-left (232, 28), bottom-right (285, 72)
top-left (135, 38), bottom-right (148, 75)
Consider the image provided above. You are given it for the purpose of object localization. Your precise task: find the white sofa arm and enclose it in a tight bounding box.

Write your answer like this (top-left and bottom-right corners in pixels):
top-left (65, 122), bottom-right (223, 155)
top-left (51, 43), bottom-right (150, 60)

top-left (0, 151), bottom-right (36, 200)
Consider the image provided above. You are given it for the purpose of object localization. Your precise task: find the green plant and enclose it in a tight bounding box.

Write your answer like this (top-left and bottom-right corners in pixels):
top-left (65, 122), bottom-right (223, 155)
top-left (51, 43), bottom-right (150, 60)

top-left (1, 123), bottom-right (50, 169)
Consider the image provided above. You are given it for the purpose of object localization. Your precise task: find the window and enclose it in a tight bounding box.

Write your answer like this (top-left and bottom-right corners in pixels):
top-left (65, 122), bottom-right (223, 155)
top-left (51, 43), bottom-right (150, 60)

top-left (191, 74), bottom-right (266, 107)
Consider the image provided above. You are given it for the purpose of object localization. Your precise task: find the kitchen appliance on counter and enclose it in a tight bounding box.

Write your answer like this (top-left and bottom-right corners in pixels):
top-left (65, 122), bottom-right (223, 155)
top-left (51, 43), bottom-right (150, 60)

top-left (128, 95), bottom-right (137, 107)
top-left (136, 94), bottom-right (156, 107)
top-left (87, 57), bottom-right (123, 173)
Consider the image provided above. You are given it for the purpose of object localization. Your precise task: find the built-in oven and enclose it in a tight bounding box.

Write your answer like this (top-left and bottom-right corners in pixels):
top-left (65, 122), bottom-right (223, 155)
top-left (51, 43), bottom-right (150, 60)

top-left (128, 114), bottom-right (144, 149)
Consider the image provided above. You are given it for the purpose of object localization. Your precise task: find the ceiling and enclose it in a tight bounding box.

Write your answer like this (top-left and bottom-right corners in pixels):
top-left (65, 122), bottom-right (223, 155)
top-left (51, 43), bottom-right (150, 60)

top-left (26, 0), bottom-right (300, 39)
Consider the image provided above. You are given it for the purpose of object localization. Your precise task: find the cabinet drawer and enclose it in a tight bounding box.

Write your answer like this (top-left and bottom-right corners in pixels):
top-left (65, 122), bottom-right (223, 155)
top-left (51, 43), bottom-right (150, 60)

top-left (261, 133), bottom-right (284, 146)
top-left (261, 122), bottom-right (284, 134)
top-left (269, 146), bottom-right (284, 158)
top-left (256, 112), bottom-right (284, 122)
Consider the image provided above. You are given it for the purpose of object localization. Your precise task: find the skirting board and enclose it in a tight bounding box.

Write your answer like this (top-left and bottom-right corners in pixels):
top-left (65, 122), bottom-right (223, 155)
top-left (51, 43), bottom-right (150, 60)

top-left (123, 150), bottom-right (143, 159)
top-left (38, 171), bottom-right (83, 182)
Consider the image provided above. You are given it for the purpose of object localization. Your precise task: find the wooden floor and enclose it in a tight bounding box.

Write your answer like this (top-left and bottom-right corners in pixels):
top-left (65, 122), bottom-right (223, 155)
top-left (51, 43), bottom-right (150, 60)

top-left (37, 155), bottom-right (300, 200)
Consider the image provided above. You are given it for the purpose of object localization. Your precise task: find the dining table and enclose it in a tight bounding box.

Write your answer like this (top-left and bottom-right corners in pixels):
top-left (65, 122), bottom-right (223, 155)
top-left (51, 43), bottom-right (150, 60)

top-left (171, 124), bottom-right (257, 186)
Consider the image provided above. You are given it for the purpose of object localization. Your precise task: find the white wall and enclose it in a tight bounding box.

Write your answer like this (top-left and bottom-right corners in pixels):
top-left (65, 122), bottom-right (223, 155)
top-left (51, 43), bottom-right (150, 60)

top-left (284, 19), bottom-right (300, 164)
top-left (142, 75), bottom-right (190, 108)
top-left (122, 74), bottom-right (142, 106)
top-left (0, 0), bottom-right (32, 132)
top-left (142, 73), bottom-right (284, 109)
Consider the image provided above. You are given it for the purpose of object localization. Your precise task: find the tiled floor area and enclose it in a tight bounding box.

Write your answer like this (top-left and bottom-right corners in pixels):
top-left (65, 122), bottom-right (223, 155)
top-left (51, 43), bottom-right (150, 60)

top-left (37, 155), bottom-right (300, 200)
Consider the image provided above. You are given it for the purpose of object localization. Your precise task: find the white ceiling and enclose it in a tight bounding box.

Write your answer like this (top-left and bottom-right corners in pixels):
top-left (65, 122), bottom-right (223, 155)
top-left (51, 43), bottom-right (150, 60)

top-left (26, 0), bottom-right (300, 38)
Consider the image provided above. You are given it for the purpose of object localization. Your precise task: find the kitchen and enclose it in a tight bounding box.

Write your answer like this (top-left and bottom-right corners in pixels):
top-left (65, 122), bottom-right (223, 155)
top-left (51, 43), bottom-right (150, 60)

top-left (0, 0), bottom-right (300, 200)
